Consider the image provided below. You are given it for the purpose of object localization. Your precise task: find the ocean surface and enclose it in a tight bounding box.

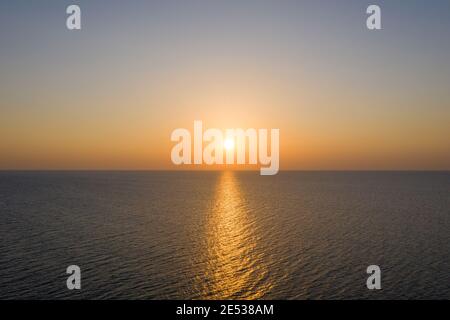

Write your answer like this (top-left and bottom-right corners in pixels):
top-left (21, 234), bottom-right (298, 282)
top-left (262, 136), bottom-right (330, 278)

top-left (0, 171), bottom-right (449, 299)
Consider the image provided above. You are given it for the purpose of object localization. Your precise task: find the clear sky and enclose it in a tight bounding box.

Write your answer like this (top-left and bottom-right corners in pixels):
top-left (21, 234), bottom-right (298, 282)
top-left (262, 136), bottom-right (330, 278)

top-left (1, 0), bottom-right (449, 170)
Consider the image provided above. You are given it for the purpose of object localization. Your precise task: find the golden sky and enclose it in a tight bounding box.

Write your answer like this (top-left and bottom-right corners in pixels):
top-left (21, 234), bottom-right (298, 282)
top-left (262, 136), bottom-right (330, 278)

top-left (1, 1), bottom-right (449, 170)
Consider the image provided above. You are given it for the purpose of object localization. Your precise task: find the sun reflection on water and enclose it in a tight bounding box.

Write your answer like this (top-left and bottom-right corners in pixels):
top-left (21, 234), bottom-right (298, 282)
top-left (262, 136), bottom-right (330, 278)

top-left (197, 171), bottom-right (273, 299)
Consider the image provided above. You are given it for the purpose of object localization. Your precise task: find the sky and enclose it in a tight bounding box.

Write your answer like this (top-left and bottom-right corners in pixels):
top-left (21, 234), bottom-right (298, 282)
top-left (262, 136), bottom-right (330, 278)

top-left (1, 0), bottom-right (449, 170)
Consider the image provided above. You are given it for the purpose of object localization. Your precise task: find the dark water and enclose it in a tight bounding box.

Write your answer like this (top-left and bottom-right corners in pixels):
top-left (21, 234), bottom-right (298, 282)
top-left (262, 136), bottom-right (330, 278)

top-left (0, 171), bottom-right (449, 299)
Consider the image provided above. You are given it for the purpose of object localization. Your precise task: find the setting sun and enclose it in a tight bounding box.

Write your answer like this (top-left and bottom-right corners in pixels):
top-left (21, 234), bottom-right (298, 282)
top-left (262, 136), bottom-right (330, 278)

top-left (224, 139), bottom-right (235, 151)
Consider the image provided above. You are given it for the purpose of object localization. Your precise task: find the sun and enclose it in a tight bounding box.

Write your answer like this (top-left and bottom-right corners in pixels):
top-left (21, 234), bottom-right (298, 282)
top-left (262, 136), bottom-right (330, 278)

top-left (224, 138), bottom-right (235, 151)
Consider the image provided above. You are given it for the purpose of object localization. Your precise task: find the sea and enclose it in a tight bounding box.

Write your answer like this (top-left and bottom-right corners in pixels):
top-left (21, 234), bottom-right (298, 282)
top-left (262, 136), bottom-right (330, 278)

top-left (0, 171), bottom-right (449, 299)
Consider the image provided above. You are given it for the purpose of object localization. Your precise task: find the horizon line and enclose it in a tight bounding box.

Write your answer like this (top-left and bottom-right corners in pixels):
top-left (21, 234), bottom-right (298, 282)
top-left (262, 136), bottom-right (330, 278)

top-left (0, 169), bottom-right (449, 173)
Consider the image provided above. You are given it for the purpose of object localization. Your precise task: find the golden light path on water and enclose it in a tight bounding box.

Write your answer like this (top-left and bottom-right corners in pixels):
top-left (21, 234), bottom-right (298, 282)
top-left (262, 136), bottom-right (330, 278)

top-left (197, 171), bottom-right (273, 299)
